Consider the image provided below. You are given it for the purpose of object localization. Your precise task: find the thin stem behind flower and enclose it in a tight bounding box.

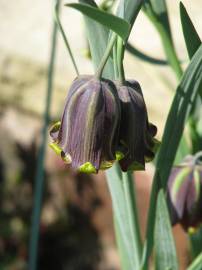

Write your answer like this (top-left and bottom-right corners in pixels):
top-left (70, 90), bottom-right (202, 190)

top-left (54, 0), bottom-right (79, 76)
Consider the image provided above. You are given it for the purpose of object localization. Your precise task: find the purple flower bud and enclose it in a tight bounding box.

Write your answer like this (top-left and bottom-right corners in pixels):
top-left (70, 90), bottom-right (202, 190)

top-left (50, 75), bottom-right (120, 173)
top-left (168, 154), bottom-right (202, 231)
top-left (116, 80), bottom-right (158, 171)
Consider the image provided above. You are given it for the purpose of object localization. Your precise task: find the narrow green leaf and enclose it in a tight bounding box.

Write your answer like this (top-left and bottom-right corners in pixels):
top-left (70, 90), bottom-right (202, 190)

top-left (114, 216), bottom-right (131, 270)
top-left (180, 2), bottom-right (201, 59)
top-left (65, 3), bottom-right (130, 40)
top-left (155, 190), bottom-right (178, 270)
top-left (187, 252), bottom-right (202, 270)
top-left (143, 0), bottom-right (171, 37)
top-left (142, 44), bottom-right (202, 269)
top-left (106, 164), bottom-right (138, 269)
top-left (175, 2), bottom-right (202, 164)
top-left (157, 44), bottom-right (202, 188)
top-left (174, 134), bottom-right (190, 164)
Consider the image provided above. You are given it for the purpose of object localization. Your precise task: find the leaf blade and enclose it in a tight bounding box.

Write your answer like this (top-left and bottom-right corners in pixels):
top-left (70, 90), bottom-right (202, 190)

top-left (142, 44), bottom-right (202, 269)
top-left (157, 44), bottom-right (202, 188)
top-left (65, 3), bottom-right (130, 40)
top-left (188, 252), bottom-right (202, 270)
top-left (106, 165), bottom-right (138, 269)
top-left (180, 2), bottom-right (201, 59)
top-left (155, 190), bottom-right (178, 270)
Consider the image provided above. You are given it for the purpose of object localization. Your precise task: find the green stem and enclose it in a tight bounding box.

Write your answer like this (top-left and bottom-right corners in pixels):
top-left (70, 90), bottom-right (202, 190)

top-left (144, 9), bottom-right (183, 80)
top-left (117, 37), bottom-right (126, 84)
top-left (156, 23), bottom-right (183, 80)
top-left (95, 33), bottom-right (117, 79)
top-left (122, 171), bottom-right (142, 266)
top-left (28, 2), bottom-right (59, 269)
top-left (113, 42), bottom-right (119, 79)
top-left (54, 0), bottom-right (79, 76)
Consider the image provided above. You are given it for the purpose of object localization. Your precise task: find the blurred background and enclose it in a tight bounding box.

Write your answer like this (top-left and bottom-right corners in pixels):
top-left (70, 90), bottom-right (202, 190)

top-left (0, 0), bottom-right (202, 269)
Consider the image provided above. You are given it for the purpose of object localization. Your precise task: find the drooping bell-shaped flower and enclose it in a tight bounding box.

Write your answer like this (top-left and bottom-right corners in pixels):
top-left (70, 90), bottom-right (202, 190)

top-left (116, 80), bottom-right (158, 171)
top-left (167, 154), bottom-right (202, 231)
top-left (50, 75), bottom-right (120, 173)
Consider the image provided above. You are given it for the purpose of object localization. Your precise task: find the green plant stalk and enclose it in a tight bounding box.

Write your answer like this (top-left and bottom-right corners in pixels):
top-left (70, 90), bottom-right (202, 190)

top-left (95, 33), bottom-right (117, 79)
top-left (117, 36), bottom-right (126, 84)
top-left (144, 9), bottom-right (183, 80)
top-left (157, 23), bottom-right (183, 79)
top-left (54, 0), bottom-right (79, 76)
top-left (28, 2), bottom-right (59, 270)
top-left (113, 42), bottom-right (119, 79)
top-left (122, 172), bottom-right (143, 263)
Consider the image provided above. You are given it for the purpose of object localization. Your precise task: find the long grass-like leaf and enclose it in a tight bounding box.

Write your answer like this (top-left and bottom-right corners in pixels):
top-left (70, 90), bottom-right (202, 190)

top-left (65, 3), bottom-right (130, 40)
top-left (142, 44), bottom-right (202, 269)
top-left (180, 2), bottom-right (201, 59)
top-left (107, 165), bottom-right (139, 269)
top-left (156, 44), bottom-right (202, 188)
top-left (187, 252), bottom-right (202, 270)
top-left (154, 190), bottom-right (178, 270)
top-left (175, 2), bottom-right (202, 164)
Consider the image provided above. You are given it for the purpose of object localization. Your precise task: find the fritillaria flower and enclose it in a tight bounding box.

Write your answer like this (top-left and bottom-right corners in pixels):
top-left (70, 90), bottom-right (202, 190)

top-left (50, 75), bottom-right (120, 173)
top-left (116, 80), bottom-right (158, 171)
top-left (167, 154), bottom-right (202, 231)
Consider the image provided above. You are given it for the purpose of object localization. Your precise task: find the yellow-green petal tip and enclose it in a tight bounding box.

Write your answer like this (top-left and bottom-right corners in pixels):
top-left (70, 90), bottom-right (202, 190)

top-left (79, 162), bottom-right (97, 174)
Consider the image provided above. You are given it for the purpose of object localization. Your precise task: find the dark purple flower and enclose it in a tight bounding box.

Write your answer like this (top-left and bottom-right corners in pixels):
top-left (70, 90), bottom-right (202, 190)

top-left (50, 75), bottom-right (120, 173)
top-left (116, 80), bottom-right (158, 171)
top-left (167, 154), bottom-right (202, 231)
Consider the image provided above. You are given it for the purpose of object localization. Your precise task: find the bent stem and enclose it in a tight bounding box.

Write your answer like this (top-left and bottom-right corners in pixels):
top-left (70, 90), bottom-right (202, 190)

top-left (54, 0), bottom-right (79, 76)
top-left (95, 33), bottom-right (117, 79)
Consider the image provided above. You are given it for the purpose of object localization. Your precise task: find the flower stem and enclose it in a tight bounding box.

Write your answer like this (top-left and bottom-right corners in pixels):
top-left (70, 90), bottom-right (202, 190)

top-left (156, 23), bottom-right (183, 80)
top-left (95, 33), bottom-right (117, 79)
top-left (28, 2), bottom-right (59, 269)
top-left (117, 37), bottom-right (126, 84)
top-left (54, 0), bottom-right (79, 76)
top-left (113, 42), bottom-right (119, 79)
top-left (143, 8), bottom-right (183, 80)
